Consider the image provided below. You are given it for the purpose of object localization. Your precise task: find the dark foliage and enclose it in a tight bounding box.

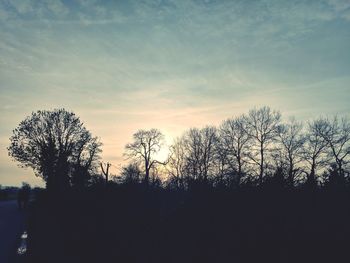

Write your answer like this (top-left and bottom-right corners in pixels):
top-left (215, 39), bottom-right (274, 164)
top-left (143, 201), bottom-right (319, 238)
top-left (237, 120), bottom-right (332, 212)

top-left (8, 109), bottom-right (102, 191)
top-left (26, 178), bottom-right (350, 263)
top-left (8, 107), bottom-right (350, 262)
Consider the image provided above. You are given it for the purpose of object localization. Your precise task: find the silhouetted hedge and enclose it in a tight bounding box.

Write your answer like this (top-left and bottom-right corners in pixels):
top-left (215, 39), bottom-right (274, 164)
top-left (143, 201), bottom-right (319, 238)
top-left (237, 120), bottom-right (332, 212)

top-left (26, 180), bottom-right (350, 263)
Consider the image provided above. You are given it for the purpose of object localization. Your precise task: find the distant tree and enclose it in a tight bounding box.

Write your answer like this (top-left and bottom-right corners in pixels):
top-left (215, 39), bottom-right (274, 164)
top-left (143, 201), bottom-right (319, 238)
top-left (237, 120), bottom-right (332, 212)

top-left (218, 115), bottom-right (250, 184)
top-left (167, 137), bottom-right (187, 189)
top-left (17, 182), bottom-right (31, 210)
top-left (277, 118), bottom-right (305, 186)
top-left (316, 117), bottom-right (350, 179)
top-left (243, 106), bottom-right (281, 185)
top-left (149, 165), bottom-right (164, 187)
top-left (182, 128), bottom-right (202, 181)
top-left (124, 129), bottom-right (165, 185)
top-left (119, 162), bottom-right (141, 184)
top-left (0, 185), bottom-right (5, 200)
top-left (8, 109), bottom-right (102, 191)
top-left (100, 162), bottom-right (112, 185)
top-left (214, 134), bottom-right (231, 186)
top-left (183, 126), bottom-right (217, 183)
top-left (302, 119), bottom-right (329, 186)
top-left (21, 182), bottom-right (31, 190)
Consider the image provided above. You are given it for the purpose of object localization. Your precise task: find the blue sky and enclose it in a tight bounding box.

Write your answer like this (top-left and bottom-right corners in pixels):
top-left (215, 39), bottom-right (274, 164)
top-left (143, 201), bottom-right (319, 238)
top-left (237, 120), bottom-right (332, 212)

top-left (0, 0), bottom-right (349, 186)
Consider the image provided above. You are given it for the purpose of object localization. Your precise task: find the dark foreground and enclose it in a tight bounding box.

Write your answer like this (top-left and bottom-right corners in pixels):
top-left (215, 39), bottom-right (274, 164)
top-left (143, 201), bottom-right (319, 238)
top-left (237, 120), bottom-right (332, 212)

top-left (0, 200), bottom-right (25, 263)
top-left (27, 184), bottom-right (350, 263)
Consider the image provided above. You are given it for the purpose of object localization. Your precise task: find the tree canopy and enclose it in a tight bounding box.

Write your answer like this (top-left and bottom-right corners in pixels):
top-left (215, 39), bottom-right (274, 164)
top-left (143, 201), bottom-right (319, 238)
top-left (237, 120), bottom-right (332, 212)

top-left (8, 109), bottom-right (102, 190)
top-left (124, 129), bottom-right (166, 185)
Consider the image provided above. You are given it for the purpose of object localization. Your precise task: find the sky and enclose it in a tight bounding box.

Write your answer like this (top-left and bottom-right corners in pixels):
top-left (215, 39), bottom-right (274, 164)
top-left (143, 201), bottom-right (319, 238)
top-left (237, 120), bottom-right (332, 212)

top-left (0, 0), bottom-right (349, 186)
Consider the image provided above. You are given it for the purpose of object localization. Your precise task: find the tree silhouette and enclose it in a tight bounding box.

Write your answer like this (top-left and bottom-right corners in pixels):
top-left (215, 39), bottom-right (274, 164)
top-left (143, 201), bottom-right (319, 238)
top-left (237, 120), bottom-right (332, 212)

top-left (302, 119), bottom-right (329, 186)
top-left (277, 118), bottom-right (305, 186)
top-left (124, 129), bottom-right (166, 185)
top-left (8, 109), bottom-right (101, 191)
top-left (167, 137), bottom-right (187, 189)
top-left (218, 115), bottom-right (250, 184)
top-left (19, 106), bottom-right (350, 263)
top-left (71, 138), bottom-right (101, 188)
top-left (100, 162), bottom-right (111, 185)
top-left (317, 116), bottom-right (350, 180)
top-left (182, 126), bottom-right (217, 183)
top-left (243, 106), bottom-right (281, 185)
top-left (119, 162), bottom-right (141, 184)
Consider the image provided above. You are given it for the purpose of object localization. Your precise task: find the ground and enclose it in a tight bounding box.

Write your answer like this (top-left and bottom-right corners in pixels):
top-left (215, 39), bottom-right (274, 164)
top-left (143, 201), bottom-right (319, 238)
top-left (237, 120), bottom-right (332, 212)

top-left (0, 200), bottom-right (25, 263)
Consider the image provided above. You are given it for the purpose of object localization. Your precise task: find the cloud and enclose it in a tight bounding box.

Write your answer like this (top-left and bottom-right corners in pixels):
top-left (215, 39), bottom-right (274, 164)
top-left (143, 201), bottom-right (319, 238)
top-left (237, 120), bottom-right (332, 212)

top-left (327, 0), bottom-right (350, 11)
top-left (0, 0), bottom-right (349, 185)
top-left (340, 8), bottom-right (350, 20)
top-left (9, 0), bottom-right (34, 14)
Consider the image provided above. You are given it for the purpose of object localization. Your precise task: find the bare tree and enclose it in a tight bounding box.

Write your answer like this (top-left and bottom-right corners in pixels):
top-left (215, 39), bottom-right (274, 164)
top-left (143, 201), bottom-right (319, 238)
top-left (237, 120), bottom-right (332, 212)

top-left (214, 135), bottom-right (230, 186)
top-left (183, 126), bottom-right (217, 182)
top-left (277, 118), bottom-right (305, 186)
top-left (183, 128), bottom-right (202, 180)
top-left (302, 119), bottom-right (329, 186)
top-left (8, 109), bottom-right (102, 190)
top-left (218, 115), bottom-right (250, 184)
top-left (316, 117), bottom-right (350, 178)
top-left (124, 129), bottom-right (165, 185)
top-left (243, 106), bottom-right (281, 185)
top-left (100, 162), bottom-right (111, 185)
top-left (201, 126), bottom-right (218, 181)
top-left (167, 137), bottom-right (187, 189)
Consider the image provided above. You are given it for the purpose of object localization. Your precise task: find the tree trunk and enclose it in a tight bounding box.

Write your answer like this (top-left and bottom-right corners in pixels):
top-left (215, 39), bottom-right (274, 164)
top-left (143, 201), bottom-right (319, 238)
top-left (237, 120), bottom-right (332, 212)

top-left (337, 160), bottom-right (343, 178)
top-left (288, 163), bottom-right (294, 186)
top-left (260, 143), bottom-right (264, 185)
top-left (308, 160), bottom-right (316, 188)
top-left (237, 156), bottom-right (242, 184)
top-left (145, 165), bottom-right (150, 186)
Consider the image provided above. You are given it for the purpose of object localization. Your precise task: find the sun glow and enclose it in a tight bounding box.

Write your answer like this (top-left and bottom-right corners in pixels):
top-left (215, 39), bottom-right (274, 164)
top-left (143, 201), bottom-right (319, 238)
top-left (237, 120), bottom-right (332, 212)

top-left (155, 144), bottom-right (171, 163)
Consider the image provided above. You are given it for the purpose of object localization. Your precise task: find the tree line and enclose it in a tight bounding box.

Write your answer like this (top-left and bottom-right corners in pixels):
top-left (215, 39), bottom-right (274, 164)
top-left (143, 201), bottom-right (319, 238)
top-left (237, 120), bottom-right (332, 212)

top-left (8, 107), bottom-right (350, 191)
top-left (10, 107), bottom-right (350, 263)
top-left (123, 106), bottom-right (350, 190)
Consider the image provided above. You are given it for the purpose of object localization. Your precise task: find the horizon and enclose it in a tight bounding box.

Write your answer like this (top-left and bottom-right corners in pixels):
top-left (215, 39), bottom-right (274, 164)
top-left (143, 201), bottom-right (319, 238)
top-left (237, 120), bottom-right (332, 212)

top-left (1, 0), bottom-right (350, 186)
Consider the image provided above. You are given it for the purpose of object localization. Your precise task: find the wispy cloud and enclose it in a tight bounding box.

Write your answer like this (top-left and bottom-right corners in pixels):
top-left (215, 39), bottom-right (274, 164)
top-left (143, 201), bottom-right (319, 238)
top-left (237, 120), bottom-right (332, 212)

top-left (0, 0), bottom-right (349, 185)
